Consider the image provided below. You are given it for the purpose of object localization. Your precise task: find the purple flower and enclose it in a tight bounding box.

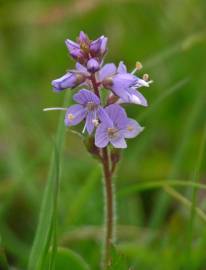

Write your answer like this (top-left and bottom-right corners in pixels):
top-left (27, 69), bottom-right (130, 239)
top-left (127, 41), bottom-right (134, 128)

top-left (99, 61), bottom-right (149, 106)
top-left (95, 104), bottom-right (143, 148)
top-left (65, 89), bottom-right (104, 134)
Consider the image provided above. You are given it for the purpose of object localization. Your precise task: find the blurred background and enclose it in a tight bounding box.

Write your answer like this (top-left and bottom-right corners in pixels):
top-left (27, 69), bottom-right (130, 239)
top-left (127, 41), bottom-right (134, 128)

top-left (0, 0), bottom-right (206, 269)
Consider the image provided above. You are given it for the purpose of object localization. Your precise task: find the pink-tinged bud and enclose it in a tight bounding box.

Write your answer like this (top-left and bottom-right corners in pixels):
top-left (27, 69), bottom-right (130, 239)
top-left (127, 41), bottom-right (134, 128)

top-left (90, 36), bottom-right (108, 57)
top-left (87, 58), bottom-right (100, 73)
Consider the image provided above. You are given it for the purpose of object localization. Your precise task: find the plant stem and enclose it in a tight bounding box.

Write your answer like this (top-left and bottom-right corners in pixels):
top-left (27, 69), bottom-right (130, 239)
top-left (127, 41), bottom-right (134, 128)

top-left (90, 73), bottom-right (100, 98)
top-left (90, 71), bottom-right (115, 269)
top-left (102, 147), bottom-right (115, 269)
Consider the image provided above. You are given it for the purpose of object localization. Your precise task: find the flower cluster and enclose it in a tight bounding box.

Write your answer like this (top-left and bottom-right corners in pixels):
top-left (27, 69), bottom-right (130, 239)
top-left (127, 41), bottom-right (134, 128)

top-left (45, 31), bottom-right (152, 149)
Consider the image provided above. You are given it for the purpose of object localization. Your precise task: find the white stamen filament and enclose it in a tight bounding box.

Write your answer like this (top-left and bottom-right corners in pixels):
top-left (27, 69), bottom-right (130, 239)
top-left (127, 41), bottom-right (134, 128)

top-left (82, 123), bottom-right (87, 134)
top-left (43, 107), bottom-right (67, 112)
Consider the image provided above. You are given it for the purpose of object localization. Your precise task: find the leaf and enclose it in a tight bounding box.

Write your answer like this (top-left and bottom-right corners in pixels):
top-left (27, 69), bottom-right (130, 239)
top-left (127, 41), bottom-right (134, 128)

top-left (28, 92), bottom-right (70, 270)
top-left (0, 247), bottom-right (9, 270)
top-left (46, 247), bottom-right (90, 270)
top-left (107, 245), bottom-right (129, 270)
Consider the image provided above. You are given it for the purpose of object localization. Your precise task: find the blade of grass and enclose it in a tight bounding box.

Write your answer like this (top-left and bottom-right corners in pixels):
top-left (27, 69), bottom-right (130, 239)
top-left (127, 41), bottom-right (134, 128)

top-left (28, 92), bottom-right (70, 270)
top-left (138, 78), bottom-right (189, 122)
top-left (118, 180), bottom-right (206, 197)
top-left (186, 123), bottom-right (206, 267)
top-left (118, 179), bottom-right (206, 223)
top-left (164, 186), bottom-right (206, 223)
top-left (149, 87), bottom-right (206, 228)
top-left (66, 168), bottom-right (100, 225)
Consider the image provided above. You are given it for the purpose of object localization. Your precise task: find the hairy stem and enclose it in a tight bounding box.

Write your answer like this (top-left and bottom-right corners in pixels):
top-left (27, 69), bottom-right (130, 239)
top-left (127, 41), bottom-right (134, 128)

top-left (102, 147), bottom-right (115, 269)
top-left (90, 73), bottom-right (100, 98)
top-left (90, 72), bottom-right (115, 269)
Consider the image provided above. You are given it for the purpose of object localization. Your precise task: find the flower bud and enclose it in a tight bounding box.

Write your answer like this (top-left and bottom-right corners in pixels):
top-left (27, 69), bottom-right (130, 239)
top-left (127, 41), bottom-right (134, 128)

top-left (87, 58), bottom-right (100, 73)
top-left (52, 72), bottom-right (85, 91)
top-left (90, 36), bottom-right (108, 57)
top-left (65, 39), bottom-right (85, 63)
top-left (78, 31), bottom-right (89, 44)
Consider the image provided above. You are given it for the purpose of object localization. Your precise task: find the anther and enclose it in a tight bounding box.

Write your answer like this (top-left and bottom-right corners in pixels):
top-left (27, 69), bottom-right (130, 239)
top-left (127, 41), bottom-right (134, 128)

top-left (136, 61), bottom-right (143, 71)
top-left (92, 119), bottom-right (99, 127)
top-left (127, 125), bottom-right (134, 132)
top-left (68, 113), bottom-right (74, 121)
top-left (143, 73), bottom-right (149, 81)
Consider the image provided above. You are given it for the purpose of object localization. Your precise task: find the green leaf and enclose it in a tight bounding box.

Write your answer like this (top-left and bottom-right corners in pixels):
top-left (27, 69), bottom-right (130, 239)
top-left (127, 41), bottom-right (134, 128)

top-left (0, 247), bottom-right (9, 270)
top-left (46, 247), bottom-right (90, 270)
top-left (107, 245), bottom-right (129, 270)
top-left (28, 92), bottom-right (70, 270)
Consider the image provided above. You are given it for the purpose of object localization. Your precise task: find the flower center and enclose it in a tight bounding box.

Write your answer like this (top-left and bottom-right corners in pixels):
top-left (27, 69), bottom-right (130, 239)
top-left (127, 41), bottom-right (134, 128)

top-left (127, 125), bottom-right (134, 132)
top-left (86, 102), bottom-right (98, 111)
top-left (68, 113), bottom-right (74, 121)
top-left (107, 127), bottom-right (119, 138)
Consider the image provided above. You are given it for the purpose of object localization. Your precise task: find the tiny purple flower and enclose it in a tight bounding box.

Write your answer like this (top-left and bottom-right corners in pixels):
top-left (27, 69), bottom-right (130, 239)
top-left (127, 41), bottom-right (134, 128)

top-left (65, 89), bottom-right (104, 134)
top-left (95, 104), bottom-right (143, 148)
top-left (99, 61), bottom-right (149, 106)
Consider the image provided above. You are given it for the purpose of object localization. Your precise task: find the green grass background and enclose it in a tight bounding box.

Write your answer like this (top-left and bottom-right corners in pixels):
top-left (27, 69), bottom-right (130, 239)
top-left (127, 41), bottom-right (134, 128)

top-left (0, 0), bottom-right (206, 269)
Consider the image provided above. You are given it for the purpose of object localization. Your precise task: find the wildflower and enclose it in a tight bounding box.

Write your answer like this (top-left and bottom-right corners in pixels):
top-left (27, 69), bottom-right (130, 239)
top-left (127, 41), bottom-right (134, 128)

top-left (99, 61), bottom-right (150, 106)
top-left (65, 89), bottom-right (104, 134)
top-left (95, 104), bottom-right (143, 148)
top-left (49, 31), bottom-right (152, 148)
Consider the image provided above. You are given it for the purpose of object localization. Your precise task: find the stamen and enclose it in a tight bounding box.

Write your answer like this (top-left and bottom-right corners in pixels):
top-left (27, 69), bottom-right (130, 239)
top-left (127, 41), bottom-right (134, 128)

top-left (86, 102), bottom-right (98, 111)
top-left (136, 61), bottom-right (143, 70)
top-left (43, 107), bottom-right (67, 112)
top-left (107, 127), bottom-right (119, 138)
top-left (92, 119), bottom-right (99, 127)
top-left (131, 61), bottom-right (143, 74)
top-left (143, 73), bottom-right (149, 81)
top-left (82, 123), bottom-right (87, 134)
top-left (68, 113), bottom-right (75, 121)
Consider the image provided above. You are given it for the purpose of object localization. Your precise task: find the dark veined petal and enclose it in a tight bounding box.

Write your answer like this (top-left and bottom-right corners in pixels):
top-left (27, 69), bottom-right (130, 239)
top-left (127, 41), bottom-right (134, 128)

top-left (85, 112), bottom-right (95, 134)
top-left (97, 107), bottom-right (113, 127)
top-left (95, 123), bottom-right (109, 148)
top-left (99, 63), bottom-right (116, 81)
top-left (105, 104), bottom-right (128, 129)
top-left (119, 88), bottom-right (148, 106)
top-left (64, 104), bottom-right (86, 126)
top-left (122, 118), bottom-right (144, 138)
top-left (110, 135), bottom-right (127, 148)
top-left (73, 89), bottom-right (100, 105)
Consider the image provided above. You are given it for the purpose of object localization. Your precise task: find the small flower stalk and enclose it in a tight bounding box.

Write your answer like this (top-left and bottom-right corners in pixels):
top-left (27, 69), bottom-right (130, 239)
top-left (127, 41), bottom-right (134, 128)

top-left (45, 31), bottom-right (152, 269)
